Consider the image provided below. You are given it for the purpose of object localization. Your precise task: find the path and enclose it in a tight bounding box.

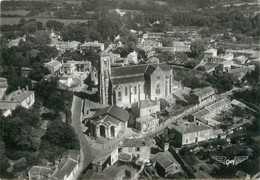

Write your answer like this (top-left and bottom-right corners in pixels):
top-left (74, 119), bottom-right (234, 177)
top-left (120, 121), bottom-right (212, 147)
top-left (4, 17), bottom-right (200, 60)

top-left (71, 95), bottom-right (93, 179)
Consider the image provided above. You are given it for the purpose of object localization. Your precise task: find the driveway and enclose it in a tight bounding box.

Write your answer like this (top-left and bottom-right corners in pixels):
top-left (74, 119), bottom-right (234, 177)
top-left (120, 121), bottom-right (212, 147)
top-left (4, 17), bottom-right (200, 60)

top-left (71, 95), bottom-right (93, 177)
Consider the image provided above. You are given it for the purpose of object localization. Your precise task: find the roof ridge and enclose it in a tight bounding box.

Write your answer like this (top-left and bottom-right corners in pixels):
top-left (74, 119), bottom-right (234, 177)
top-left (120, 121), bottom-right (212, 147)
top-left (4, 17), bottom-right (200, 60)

top-left (107, 105), bottom-right (114, 113)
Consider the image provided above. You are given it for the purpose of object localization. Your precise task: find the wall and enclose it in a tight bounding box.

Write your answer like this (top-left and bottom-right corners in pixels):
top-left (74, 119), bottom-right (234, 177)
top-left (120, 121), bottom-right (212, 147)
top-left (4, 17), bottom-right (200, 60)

top-left (114, 82), bottom-right (145, 108)
top-left (140, 104), bottom-right (160, 117)
top-left (121, 146), bottom-right (151, 161)
top-left (182, 128), bottom-right (213, 145)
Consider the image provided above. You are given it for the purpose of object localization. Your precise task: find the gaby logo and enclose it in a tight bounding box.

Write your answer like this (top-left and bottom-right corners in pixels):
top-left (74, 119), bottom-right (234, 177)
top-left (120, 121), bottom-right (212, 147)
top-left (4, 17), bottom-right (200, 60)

top-left (212, 156), bottom-right (248, 166)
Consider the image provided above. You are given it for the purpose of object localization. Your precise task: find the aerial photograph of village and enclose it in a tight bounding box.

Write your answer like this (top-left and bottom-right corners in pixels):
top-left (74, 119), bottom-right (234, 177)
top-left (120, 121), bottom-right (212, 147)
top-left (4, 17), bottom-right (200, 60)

top-left (0, 0), bottom-right (259, 179)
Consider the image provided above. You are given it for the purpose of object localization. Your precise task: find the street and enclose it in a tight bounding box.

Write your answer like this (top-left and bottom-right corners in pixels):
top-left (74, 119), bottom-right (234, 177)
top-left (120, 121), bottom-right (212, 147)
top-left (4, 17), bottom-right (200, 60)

top-left (71, 95), bottom-right (93, 178)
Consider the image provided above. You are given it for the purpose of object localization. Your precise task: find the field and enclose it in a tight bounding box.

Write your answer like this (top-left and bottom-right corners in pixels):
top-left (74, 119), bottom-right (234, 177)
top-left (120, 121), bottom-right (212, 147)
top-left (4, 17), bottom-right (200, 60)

top-left (1, 17), bottom-right (89, 25)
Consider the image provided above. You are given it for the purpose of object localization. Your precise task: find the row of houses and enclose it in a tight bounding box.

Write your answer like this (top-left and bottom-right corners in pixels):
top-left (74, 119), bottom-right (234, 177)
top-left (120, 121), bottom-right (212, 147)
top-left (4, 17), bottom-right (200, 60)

top-left (85, 138), bottom-right (182, 179)
top-left (28, 150), bottom-right (80, 180)
top-left (44, 59), bottom-right (92, 87)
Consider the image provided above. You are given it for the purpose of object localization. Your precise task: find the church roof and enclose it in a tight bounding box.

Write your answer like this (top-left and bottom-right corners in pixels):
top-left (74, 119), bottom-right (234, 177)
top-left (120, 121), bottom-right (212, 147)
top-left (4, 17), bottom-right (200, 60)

top-left (91, 105), bottom-right (129, 122)
top-left (111, 64), bottom-right (148, 77)
top-left (110, 63), bottom-right (172, 85)
top-left (111, 75), bottom-right (145, 85)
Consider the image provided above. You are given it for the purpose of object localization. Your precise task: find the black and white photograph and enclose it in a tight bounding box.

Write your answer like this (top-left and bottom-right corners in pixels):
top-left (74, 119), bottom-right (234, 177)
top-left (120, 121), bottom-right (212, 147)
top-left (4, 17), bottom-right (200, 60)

top-left (0, 0), bottom-right (259, 179)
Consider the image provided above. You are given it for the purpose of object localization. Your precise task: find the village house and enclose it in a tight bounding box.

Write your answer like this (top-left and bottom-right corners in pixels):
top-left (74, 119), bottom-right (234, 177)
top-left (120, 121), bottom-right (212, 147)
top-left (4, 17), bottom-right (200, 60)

top-left (172, 41), bottom-right (191, 52)
top-left (28, 150), bottom-right (80, 180)
top-left (172, 121), bottom-right (214, 146)
top-left (88, 105), bottom-right (129, 139)
top-left (28, 166), bottom-right (56, 180)
top-left (233, 55), bottom-right (248, 65)
top-left (7, 35), bottom-right (26, 47)
top-left (137, 39), bottom-right (162, 53)
top-left (146, 57), bottom-right (160, 64)
top-left (86, 165), bottom-right (138, 180)
top-left (80, 41), bottom-right (105, 52)
top-left (203, 63), bottom-right (219, 73)
top-left (119, 138), bottom-right (151, 162)
top-left (21, 67), bottom-right (33, 77)
top-left (203, 48), bottom-right (218, 60)
top-left (225, 49), bottom-right (259, 58)
top-left (0, 78), bottom-right (8, 99)
top-left (51, 40), bottom-right (80, 53)
top-left (193, 87), bottom-right (216, 105)
top-left (132, 99), bottom-right (160, 117)
top-left (143, 32), bottom-right (164, 41)
top-left (131, 99), bottom-right (160, 134)
top-left (154, 151), bottom-right (182, 177)
top-left (82, 99), bottom-right (108, 118)
top-left (126, 51), bottom-right (138, 64)
top-left (44, 59), bottom-right (62, 75)
top-left (51, 150), bottom-right (80, 180)
top-left (193, 98), bottom-right (231, 126)
top-left (228, 65), bottom-right (255, 80)
top-left (92, 147), bottom-right (118, 173)
top-left (0, 87), bottom-right (35, 110)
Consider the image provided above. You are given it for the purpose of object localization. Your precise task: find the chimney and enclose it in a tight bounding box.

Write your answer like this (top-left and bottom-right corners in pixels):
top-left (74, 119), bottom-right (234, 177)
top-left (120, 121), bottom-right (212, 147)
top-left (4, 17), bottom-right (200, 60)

top-left (185, 123), bottom-right (189, 128)
top-left (26, 85), bottom-right (29, 91)
top-left (18, 86), bottom-right (21, 90)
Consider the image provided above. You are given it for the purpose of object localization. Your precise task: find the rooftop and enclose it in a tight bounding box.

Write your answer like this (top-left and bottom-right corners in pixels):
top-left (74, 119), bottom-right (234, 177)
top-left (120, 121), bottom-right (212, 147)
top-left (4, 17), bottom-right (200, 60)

top-left (203, 63), bottom-right (219, 71)
top-left (52, 150), bottom-right (80, 180)
top-left (45, 60), bottom-right (61, 67)
top-left (136, 115), bottom-right (157, 123)
top-left (173, 121), bottom-right (212, 134)
top-left (92, 147), bottom-right (117, 165)
top-left (84, 99), bottom-right (108, 111)
top-left (122, 138), bottom-right (150, 147)
top-left (0, 78), bottom-right (8, 88)
top-left (206, 98), bottom-right (230, 112)
top-left (138, 99), bottom-right (159, 109)
top-left (111, 75), bottom-right (145, 85)
top-left (90, 105), bottom-right (129, 122)
top-left (228, 66), bottom-right (253, 74)
top-left (81, 41), bottom-right (104, 47)
top-left (204, 48), bottom-right (217, 54)
top-left (4, 89), bottom-right (34, 102)
top-left (155, 151), bottom-right (179, 169)
top-left (193, 109), bottom-right (210, 119)
top-left (146, 57), bottom-right (160, 64)
top-left (29, 166), bottom-right (56, 178)
top-left (194, 87), bottom-right (215, 98)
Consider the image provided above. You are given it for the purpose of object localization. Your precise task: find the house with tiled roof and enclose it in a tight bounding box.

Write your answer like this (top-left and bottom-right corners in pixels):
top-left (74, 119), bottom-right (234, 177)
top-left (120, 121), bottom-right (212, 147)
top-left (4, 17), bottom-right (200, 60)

top-left (91, 147), bottom-right (118, 173)
top-left (154, 151), bottom-right (182, 177)
top-left (28, 150), bottom-right (80, 180)
top-left (119, 138), bottom-right (151, 161)
top-left (0, 87), bottom-right (35, 110)
top-left (44, 59), bottom-right (62, 74)
top-left (51, 150), bottom-right (80, 180)
top-left (80, 41), bottom-right (104, 52)
top-left (88, 105), bottom-right (129, 139)
top-left (28, 166), bottom-right (56, 180)
top-left (193, 87), bottom-right (216, 105)
top-left (172, 121), bottom-right (214, 146)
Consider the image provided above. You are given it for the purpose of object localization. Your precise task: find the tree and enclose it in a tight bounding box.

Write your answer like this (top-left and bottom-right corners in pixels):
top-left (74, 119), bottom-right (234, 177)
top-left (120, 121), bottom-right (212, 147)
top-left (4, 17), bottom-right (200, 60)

top-left (190, 40), bottom-right (205, 57)
top-left (46, 20), bottom-right (64, 31)
top-left (43, 120), bottom-right (79, 150)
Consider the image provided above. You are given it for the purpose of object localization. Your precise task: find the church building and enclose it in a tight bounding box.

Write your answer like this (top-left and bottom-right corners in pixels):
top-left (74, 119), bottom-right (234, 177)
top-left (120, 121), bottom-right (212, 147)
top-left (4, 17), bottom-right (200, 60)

top-left (99, 53), bottom-right (175, 108)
